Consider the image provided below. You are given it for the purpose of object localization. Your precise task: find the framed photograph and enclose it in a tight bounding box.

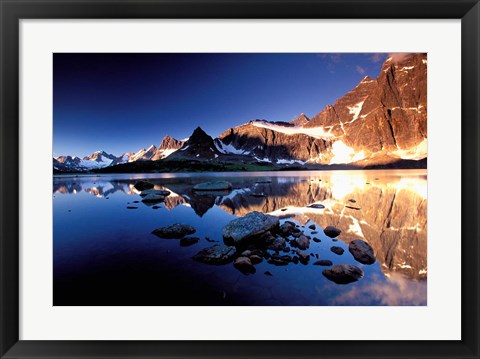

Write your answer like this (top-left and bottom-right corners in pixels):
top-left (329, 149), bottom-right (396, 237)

top-left (1, 0), bottom-right (479, 358)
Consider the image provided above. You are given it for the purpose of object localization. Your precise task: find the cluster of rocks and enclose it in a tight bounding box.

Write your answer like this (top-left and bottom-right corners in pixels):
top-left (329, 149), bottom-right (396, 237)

top-left (141, 181), bottom-right (377, 285)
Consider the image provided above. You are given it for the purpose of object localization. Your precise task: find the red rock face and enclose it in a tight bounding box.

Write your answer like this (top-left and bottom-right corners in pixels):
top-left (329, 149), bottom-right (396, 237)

top-left (218, 53), bottom-right (427, 166)
top-left (306, 53), bottom-right (427, 156)
top-left (157, 135), bottom-right (185, 151)
top-left (217, 123), bottom-right (334, 163)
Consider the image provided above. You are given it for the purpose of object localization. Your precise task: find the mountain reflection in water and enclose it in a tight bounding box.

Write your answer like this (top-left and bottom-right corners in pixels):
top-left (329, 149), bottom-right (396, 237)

top-left (53, 170), bottom-right (427, 305)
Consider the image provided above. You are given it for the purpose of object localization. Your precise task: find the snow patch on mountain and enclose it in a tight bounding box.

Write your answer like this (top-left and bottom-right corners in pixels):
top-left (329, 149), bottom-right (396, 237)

top-left (329, 141), bottom-right (366, 164)
top-left (214, 140), bottom-right (247, 155)
top-left (251, 120), bottom-right (334, 139)
top-left (390, 138), bottom-right (427, 160)
top-left (347, 101), bottom-right (365, 122)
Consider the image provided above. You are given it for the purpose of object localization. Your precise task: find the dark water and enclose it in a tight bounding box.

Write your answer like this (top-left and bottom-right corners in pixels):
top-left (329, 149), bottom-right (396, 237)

top-left (53, 170), bottom-right (427, 306)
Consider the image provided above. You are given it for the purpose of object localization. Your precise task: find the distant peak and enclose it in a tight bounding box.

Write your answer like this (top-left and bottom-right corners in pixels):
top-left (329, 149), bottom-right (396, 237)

top-left (191, 126), bottom-right (208, 136)
top-left (187, 126), bottom-right (213, 144)
top-left (290, 113), bottom-right (310, 126)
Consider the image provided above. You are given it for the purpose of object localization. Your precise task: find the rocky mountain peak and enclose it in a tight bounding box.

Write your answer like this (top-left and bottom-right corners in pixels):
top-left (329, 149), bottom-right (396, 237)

top-left (158, 135), bottom-right (184, 150)
top-left (188, 127), bottom-right (211, 143)
top-left (169, 126), bottom-right (221, 160)
top-left (291, 113), bottom-right (310, 126)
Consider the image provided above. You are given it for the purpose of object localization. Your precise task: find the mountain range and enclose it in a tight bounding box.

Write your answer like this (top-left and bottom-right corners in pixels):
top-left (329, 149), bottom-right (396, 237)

top-left (53, 53), bottom-right (427, 173)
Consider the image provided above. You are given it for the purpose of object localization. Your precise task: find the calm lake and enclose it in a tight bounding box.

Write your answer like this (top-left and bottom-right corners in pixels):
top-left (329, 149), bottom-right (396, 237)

top-left (53, 169), bottom-right (427, 306)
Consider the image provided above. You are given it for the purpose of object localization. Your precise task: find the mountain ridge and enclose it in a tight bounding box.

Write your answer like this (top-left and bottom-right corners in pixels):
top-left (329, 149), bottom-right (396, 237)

top-left (54, 54), bottom-right (427, 172)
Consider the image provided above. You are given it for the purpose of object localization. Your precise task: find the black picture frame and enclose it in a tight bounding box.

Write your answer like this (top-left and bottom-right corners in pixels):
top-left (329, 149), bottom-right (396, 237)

top-left (1, 0), bottom-right (479, 358)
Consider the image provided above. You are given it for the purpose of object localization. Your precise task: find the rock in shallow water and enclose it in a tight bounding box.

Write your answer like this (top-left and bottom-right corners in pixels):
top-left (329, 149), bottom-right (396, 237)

top-left (141, 193), bottom-right (165, 203)
top-left (222, 211), bottom-right (279, 245)
top-left (140, 189), bottom-right (171, 197)
top-left (296, 235), bottom-right (310, 250)
top-left (234, 257), bottom-right (256, 274)
top-left (322, 264), bottom-right (364, 284)
top-left (249, 254), bottom-right (263, 264)
top-left (179, 237), bottom-right (200, 247)
top-left (330, 246), bottom-right (345, 255)
top-left (324, 226), bottom-right (341, 238)
top-left (348, 239), bottom-right (376, 264)
top-left (307, 203), bottom-right (325, 209)
top-left (192, 244), bottom-right (236, 265)
top-left (151, 224), bottom-right (196, 239)
top-left (313, 259), bottom-right (333, 266)
top-left (134, 180), bottom-right (154, 191)
top-left (193, 181), bottom-right (232, 191)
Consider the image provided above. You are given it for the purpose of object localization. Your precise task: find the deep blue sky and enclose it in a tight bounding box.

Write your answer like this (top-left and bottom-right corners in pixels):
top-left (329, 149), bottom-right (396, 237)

top-left (53, 53), bottom-right (387, 157)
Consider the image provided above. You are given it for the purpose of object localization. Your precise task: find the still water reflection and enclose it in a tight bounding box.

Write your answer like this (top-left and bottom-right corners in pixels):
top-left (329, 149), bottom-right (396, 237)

top-left (53, 170), bottom-right (427, 305)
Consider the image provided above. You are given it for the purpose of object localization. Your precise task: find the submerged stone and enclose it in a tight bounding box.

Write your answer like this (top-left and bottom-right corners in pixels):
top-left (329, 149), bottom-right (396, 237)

top-left (330, 246), bottom-right (345, 255)
top-left (140, 189), bottom-right (171, 197)
top-left (234, 257), bottom-right (256, 274)
top-left (324, 226), bottom-right (341, 238)
top-left (151, 224), bottom-right (196, 239)
top-left (322, 264), bottom-right (364, 284)
top-left (179, 237), bottom-right (200, 247)
top-left (348, 239), bottom-right (376, 265)
top-left (193, 181), bottom-right (232, 191)
top-left (134, 180), bottom-right (154, 191)
top-left (192, 244), bottom-right (236, 265)
top-left (141, 193), bottom-right (165, 203)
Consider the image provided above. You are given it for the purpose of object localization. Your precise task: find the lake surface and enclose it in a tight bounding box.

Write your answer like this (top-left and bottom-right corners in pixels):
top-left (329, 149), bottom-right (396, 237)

top-left (53, 170), bottom-right (427, 306)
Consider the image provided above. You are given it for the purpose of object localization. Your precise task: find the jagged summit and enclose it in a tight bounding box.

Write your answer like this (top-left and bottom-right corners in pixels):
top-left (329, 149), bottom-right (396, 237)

top-left (290, 113), bottom-right (310, 126)
top-left (169, 126), bottom-right (221, 160)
